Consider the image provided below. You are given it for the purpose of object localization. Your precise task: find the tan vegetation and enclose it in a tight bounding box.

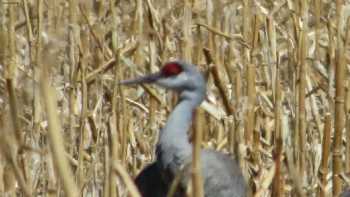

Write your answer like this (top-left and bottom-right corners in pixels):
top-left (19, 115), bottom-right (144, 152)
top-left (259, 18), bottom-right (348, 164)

top-left (0, 0), bottom-right (350, 196)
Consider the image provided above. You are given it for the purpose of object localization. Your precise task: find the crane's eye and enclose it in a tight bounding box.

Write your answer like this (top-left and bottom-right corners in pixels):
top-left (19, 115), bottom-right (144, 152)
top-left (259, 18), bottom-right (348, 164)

top-left (161, 62), bottom-right (183, 77)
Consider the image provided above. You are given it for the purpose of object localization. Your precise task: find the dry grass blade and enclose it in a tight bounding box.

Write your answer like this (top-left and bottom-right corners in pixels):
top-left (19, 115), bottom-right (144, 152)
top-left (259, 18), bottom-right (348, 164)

top-left (112, 162), bottom-right (141, 197)
top-left (318, 113), bottom-right (332, 197)
top-left (192, 108), bottom-right (204, 197)
top-left (333, 1), bottom-right (346, 195)
top-left (297, 0), bottom-right (308, 184)
top-left (272, 57), bottom-right (282, 197)
top-left (0, 120), bottom-right (31, 196)
top-left (203, 48), bottom-right (234, 115)
top-left (40, 73), bottom-right (79, 197)
top-left (344, 16), bottom-right (350, 175)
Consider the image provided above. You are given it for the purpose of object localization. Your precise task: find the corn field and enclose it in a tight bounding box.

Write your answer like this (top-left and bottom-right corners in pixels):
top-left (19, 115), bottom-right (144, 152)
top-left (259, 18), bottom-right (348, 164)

top-left (0, 0), bottom-right (350, 196)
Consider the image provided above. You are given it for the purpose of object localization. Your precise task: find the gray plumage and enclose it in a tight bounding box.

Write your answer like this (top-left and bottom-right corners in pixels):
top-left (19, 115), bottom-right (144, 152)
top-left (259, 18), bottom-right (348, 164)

top-left (341, 189), bottom-right (350, 197)
top-left (123, 61), bottom-right (247, 197)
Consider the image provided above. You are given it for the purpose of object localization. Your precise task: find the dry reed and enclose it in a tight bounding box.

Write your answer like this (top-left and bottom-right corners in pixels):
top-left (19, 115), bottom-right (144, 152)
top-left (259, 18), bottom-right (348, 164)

top-left (0, 0), bottom-right (349, 196)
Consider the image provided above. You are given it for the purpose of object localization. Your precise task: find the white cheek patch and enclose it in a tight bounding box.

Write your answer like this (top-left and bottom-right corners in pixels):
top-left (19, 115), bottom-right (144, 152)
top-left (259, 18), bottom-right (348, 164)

top-left (156, 73), bottom-right (190, 89)
top-left (176, 73), bottom-right (188, 83)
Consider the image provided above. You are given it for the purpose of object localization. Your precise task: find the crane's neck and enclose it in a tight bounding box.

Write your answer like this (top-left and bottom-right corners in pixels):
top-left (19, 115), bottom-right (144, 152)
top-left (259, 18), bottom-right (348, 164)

top-left (157, 89), bottom-right (205, 171)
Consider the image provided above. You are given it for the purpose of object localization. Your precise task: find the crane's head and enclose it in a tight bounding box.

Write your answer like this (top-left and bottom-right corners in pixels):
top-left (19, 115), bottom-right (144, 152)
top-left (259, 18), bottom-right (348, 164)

top-left (120, 61), bottom-right (206, 93)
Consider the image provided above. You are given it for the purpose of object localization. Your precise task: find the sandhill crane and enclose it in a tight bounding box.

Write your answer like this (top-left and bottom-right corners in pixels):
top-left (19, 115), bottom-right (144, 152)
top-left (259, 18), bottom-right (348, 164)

top-left (121, 60), bottom-right (247, 197)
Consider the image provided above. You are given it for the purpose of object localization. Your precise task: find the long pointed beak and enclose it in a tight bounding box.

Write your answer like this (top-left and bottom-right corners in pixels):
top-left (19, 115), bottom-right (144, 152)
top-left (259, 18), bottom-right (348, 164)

top-left (119, 72), bottom-right (162, 85)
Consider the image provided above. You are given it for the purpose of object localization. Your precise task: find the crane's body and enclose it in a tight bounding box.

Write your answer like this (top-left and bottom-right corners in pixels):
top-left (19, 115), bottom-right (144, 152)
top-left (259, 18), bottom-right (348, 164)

top-left (122, 61), bottom-right (246, 197)
top-left (341, 189), bottom-right (350, 197)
